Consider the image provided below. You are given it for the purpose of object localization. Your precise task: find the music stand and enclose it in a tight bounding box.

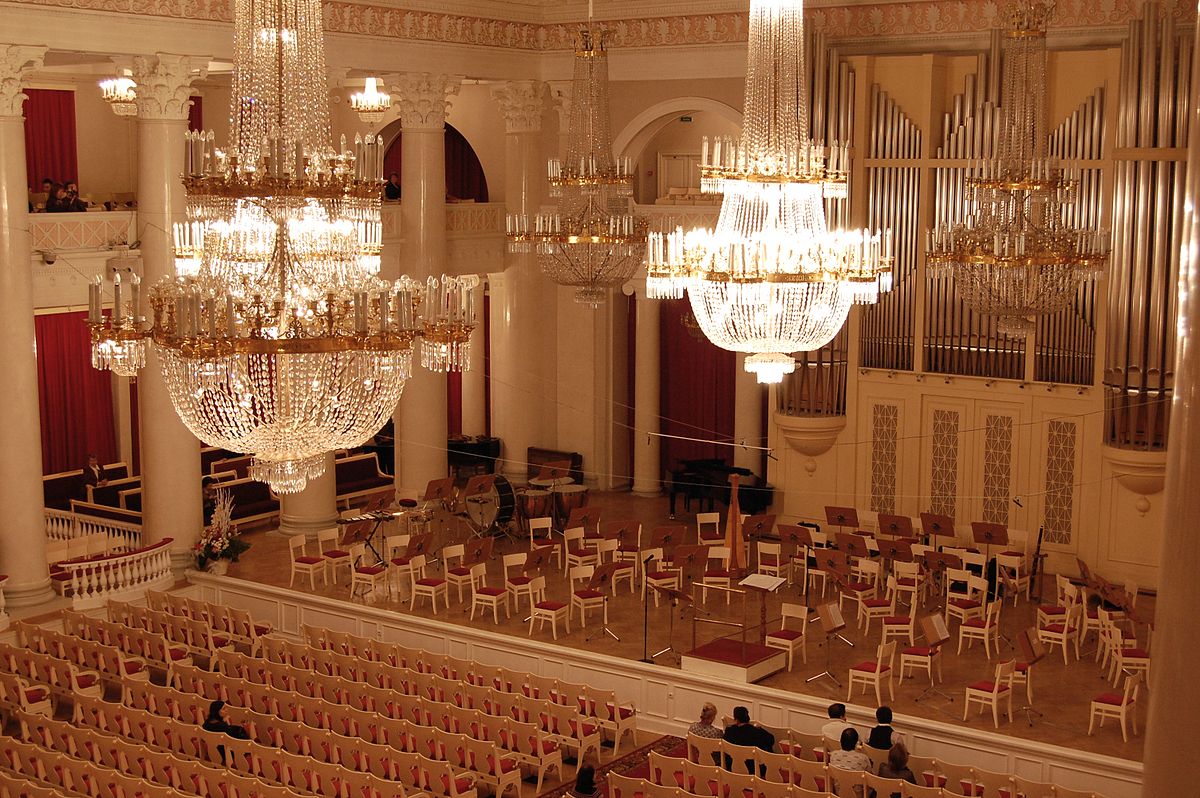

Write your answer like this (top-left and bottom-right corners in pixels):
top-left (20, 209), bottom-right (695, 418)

top-left (971, 522), bottom-right (1009, 601)
top-left (649, 585), bottom-right (693, 659)
top-left (835, 532), bottom-right (871, 569)
top-left (1015, 627), bottom-right (1046, 725)
top-left (877, 513), bottom-right (914, 540)
top-left (922, 551), bottom-right (961, 610)
top-left (566, 506), bottom-right (601, 537)
top-left (741, 514), bottom-right (777, 542)
top-left (648, 524), bottom-right (686, 551)
top-left (813, 549), bottom-right (854, 647)
top-left (879, 538), bottom-right (913, 584)
top-left (824, 506), bottom-right (859, 531)
top-left (806, 602), bottom-right (849, 689)
top-left (585, 562), bottom-right (622, 642)
top-left (920, 513), bottom-right (954, 551)
top-left (912, 614), bottom-right (954, 703)
top-left (463, 536), bottom-right (494, 567)
top-left (672, 545), bottom-right (709, 596)
top-left (780, 524), bottom-right (814, 603)
top-left (423, 477), bottom-right (457, 506)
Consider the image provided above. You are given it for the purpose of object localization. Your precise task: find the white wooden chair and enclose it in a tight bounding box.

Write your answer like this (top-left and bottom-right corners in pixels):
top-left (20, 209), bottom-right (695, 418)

top-left (470, 565), bottom-right (511, 625)
top-left (958, 600), bottom-right (1002, 658)
top-left (528, 576), bottom-right (570, 640)
top-left (1038, 602), bottom-right (1083, 664)
top-left (963, 659), bottom-right (1015, 728)
top-left (348, 542), bottom-right (390, 603)
top-left (764, 603), bottom-right (808, 670)
top-left (564, 527), bottom-right (599, 574)
top-left (317, 528), bottom-right (352, 584)
top-left (1088, 674), bottom-right (1142, 742)
top-left (288, 535), bottom-right (327, 590)
top-left (696, 512), bottom-right (723, 544)
top-left (568, 565), bottom-right (606, 628)
top-left (642, 548), bottom-right (680, 606)
top-left (756, 541), bottom-right (790, 583)
top-left (699, 546), bottom-right (733, 604)
top-left (847, 640), bottom-right (896, 706)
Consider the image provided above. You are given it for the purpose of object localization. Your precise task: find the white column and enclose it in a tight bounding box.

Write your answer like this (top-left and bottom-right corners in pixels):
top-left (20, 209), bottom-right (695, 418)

top-left (490, 80), bottom-right (549, 481)
top-left (631, 286), bottom-right (661, 495)
top-left (389, 73), bottom-right (460, 497)
top-left (278, 453), bottom-right (337, 539)
top-left (133, 54), bottom-right (206, 572)
top-left (733, 354), bottom-right (764, 473)
top-left (0, 45), bottom-right (53, 607)
top-left (1143, 23), bottom-right (1200, 790)
top-left (461, 287), bottom-right (487, 435)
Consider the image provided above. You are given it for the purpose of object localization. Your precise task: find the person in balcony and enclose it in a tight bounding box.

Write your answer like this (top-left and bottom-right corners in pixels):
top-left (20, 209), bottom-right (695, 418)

top-left (81, 454), bottom-right (109, 490)
top-left (384, 172), bottom-right (401, 200)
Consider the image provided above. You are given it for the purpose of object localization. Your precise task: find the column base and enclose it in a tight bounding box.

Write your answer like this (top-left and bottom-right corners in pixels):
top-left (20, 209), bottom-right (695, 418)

top-left (170, 549), bottom-right (197, 578)
top-left (278, 514), bottom-right (340, 540)
top-left (632, 487), bottom-right (662, 498)
top-left (3, 578), bottom-right (55, 609)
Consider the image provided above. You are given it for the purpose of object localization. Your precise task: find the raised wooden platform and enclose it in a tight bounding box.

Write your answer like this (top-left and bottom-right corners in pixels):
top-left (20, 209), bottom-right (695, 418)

top-left (681, 639), bottom-right (786, 683)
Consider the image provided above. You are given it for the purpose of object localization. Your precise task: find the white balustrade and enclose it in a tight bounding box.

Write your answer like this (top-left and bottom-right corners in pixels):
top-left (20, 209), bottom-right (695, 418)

top-left (58, 539), bottom-right (173, 609)
top-left (44, 507), bottom-right (141, 551)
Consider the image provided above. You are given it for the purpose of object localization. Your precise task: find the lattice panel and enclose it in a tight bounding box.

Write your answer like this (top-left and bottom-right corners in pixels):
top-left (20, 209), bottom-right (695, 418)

top-left (930, 409), bottom-right (959, 518)
top-left (982, 414), bottom-right (1014, 524)
top-left (870, 404), bottom-right (899, 514)
top-left (1042, 420), bottom-right (1077, 545)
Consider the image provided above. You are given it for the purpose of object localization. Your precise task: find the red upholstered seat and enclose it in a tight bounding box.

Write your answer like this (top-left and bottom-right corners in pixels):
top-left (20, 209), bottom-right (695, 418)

top-left (1092, 692), bottom-right (1127, 706)
top-left (846, 582), bottom-right (873, 593)
top-left (1042, 623), bottom-right (1076, 634)
top-left (448, 567), bottom-right (472, 576)
top-left (23, 688), bottom-right (47, 703)
top-left (1001, 550), bottom-right (1023, 557)
top-left (618, 545), bottom-right (639, 553)
top-left (648, 571), bottom-right (676, 580)
top-left (1119, 647), bottom-right (1150, 658)
top-left (322, 549), bottom-right (350, 558)
top-left (253, 623), bottom-right (271, 635)
top-left (534, 600), bottom-right (567, 611)
top-left (476, 587), bottom-right (507, 597)
top-left (949, 598), bottom-right (980, 609)
top-left (168, 647), bottom-right (189, 660)
top-left (295, 555), bottom-right (324, 564)
top-left (568, 548), bottom-right (592, 557)
top-left (1015, 661), bottom-right (1029, 672)
top-left (568, 719), bottom-right (599, 736)
top-left (356, 565), bottom-right (387, 575)
top-left (863, 598), bottom-right (890, 608)
top-left (391, 556), bottom-right (411, 566)
top-left (415, 577), bottom-right (446, 587)
top-left (962, 618), bottom-right (987, 628)
top-left (884, 616), bottom-right (911, 625)
top-left (574, 589), bottom-right (603, 600)
top-left (767, 629), bottom-right (804, 640)
top-left (850, 661), bottom-right (890, 673)
top-left (1039, 604), bottom-right (1065, 614)
top-left (507, 576), bottom-right (532, 586)
top-left (897, 577), bottom-right (917, 586)
top-left (705, 570), bottom-right (731, 578)
top-left (122, 661), bottom-right (145, 675)
top-left (75, 674), bottom-right (98, 688)
top-left (487, 754), bottom-right (518, 774)
top-left (968, 680), bottom-right (1010, 693)
top-left (439, 775), bottom-right (474, 793)
top-left (903, 646), bottom-right (935, 656)
top-left (606, 703), bottom-right (634, 720)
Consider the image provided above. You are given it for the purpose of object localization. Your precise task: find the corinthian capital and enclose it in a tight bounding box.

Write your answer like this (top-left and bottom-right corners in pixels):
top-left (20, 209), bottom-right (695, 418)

top-left (491, 81), bottom-right (546, 134)
top-left (389, 73), bottom-right (461, 131)
top-left (0, 45), bottom-right (48, 118)
top-left (132, 54), bottom-right (207, 121)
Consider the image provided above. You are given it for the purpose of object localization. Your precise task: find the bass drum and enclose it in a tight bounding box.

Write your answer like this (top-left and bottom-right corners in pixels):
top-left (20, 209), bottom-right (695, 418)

top-left (467, 475), bottom-right (516, 532)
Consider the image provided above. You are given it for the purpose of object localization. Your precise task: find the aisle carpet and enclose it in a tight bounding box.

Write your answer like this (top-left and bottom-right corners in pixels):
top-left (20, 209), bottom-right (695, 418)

top-left (534, 735), bottom-right (687, 798)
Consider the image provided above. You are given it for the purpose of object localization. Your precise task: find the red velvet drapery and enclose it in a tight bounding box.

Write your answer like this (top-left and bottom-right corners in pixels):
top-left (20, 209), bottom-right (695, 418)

top-left (23, 89), bottom-right (78, 192)
top-left (380, 124), bottom-right (489, 202)
top-left (658, 299), bottom-right (736, 474)
top-left (35, 311), bottom-right (118, 474)
top-left (447, 371), bottom-right (463, 438)
top-left (188, 96), bottom-right (203, 132)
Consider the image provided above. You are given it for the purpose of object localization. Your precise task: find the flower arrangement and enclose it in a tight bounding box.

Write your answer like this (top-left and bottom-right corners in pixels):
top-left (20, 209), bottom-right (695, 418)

top-left (195, 488), bottom-right (250, 569)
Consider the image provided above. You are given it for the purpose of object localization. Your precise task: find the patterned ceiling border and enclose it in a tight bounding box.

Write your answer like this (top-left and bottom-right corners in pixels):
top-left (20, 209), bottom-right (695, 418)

top-left (9, 0), bottom-right (1196, 51)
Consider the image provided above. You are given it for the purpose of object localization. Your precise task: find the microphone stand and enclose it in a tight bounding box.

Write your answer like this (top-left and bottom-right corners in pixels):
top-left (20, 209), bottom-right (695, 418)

top-left (640, 553), bottom-right (656, 663)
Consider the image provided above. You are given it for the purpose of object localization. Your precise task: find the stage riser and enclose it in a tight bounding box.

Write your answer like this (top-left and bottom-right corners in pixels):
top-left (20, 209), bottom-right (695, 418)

top-left (186, 572), bottom-right (1143, 798)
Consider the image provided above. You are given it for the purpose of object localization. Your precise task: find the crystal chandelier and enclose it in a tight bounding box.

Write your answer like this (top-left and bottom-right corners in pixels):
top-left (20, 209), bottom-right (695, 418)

top-left (99, 72), bottom-right (137, 117)
top-left (350, 77), bottom-right (391, 126)
top-left (505, 9), bottom-right (646, 306)
top-left (644, 0), bottom-right (892, 383)
top-left (87, 0), bottom-right (474, 493)
top-left (926, 0), bottom-right (1108, 336)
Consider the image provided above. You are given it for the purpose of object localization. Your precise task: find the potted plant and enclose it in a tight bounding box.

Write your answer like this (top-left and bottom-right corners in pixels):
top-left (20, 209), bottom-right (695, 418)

top-left (194, 488), bottom-right (249, 573)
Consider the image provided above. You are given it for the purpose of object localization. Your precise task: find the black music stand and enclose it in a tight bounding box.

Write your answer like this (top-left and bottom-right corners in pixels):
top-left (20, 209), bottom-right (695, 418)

top-left (912, 614), bottom-right (954, 703)
top-left (877, 513), bottom-right (914, 540)
top-left (742, 514), bottom-right (777, 542)
top-left (922, 551), bottom-right (961, 611)
top-left (824, 506), bottom-right (859, 531)
top-left (566, 506), bottom-right (601, 537)
top-left (586, 562), bottom-right (622, 642)
top-left (813, 549), bottom-right (855, 647)
top-left (835, 532), bottom-right (871, 572)
top-left (879, 538), bottom-right (913, 588)
top-left (423, 477), bottom-right (457, 507)
top-left (971, 522), bottom-right (1009, 600)
top-left (1015, 627), bottom-right (1046, 725)
top-left (806, 601), bottom-right (849, 689)
top-left (649, 585), bottom-right (693, 660)
top-left (672, 545), bottom-right (709, 596)
top-left (648, 525), bottom-right (686, 551)
top-left (463, 536), bottom-right (494, 567)
top-left (920, 512), bottom-right (954, 552)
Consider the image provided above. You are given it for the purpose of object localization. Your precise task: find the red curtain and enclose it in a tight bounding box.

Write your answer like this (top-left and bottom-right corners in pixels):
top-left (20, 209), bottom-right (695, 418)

top-left (380, 124), bottom-right (489, 202)
top-left (35, 311), bottom-right (118, 474)
top-left (188, 96), bottom-right (203, 132)
top-left (658, 299), bottom-right (735, 473)
top-left (447, 371), bottom-right (463, 438)
top-left (23, 89), bottom-right (78, 192)
top-left (483, 292), bottom-right (491, 437)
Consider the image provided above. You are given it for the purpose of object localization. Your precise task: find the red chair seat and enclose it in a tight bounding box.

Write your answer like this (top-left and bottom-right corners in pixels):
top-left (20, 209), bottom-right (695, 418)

top-left (1001, 550), bottom-right (1024, 557)
top-left (618, 545), bottom-right (639, 553)
top-left (863, 598), bottom-right (890, 608)
top-left (949, 598), bottom-right (980, 610)
top-left (568, 548), bottom-right (593, 557)
top-left (168, 647), bottom-right (189, 660)
top-left (534, 601), bottom-right (567, 611)
top-left (448, 567), bottom-right (472, 577)
top-left (962, 618), bottom-right (987, 628)
top-left (1042, 623), bottom-right (1067, 634)
top-left (476, 587), bottom-right (507, 597)
top-left (507, 576), bottom-right (532, 586)
top-left (1092, 692), bottom-right (1128, 706)
top-left (391, 556), bottom-right (411, 566)
top-left (532, 538), bottom-right (560, 548)
top-left (884, 616), bottom-right (911, 625)
top-left (122, 661), bottom-right (144, 675)
top-left (488, 755), bottom-right (518, 774)
top-left (968, 681), bottom-right (1010, 693)
top-left (846, 581), bottom-right (873, 593)
top-left (415, 577), bottom-right (446, 587)
top-left (23, 688), bottom-right (47, 703)
top-left (536, 740), bottom-right (558, 754)
top-left (903, 646), bottom-right (935, 656)
top-left (1119, 648), bottom-right (1150, 658)
top-left (851, 662), bottom-right (890, 674)
top-left (568, 719), bottom-right (599, 736)
top-left (705, 570), bottom-right (731, 578)
top-left (1038, 605), bottom-right (1065, 614)
top-left (897, 577), bottom-right (917, 586)
top-left (322, 549), bottom-right (350, 558)
top-left (1015, 661), bottom-right (1029, 672)
top-left (440, 775), bottom-right (474, 793)
top-left (574, 590), bottom-right (603, 600)
top-left (356, 565), bottom-right (387, 575)
top-left (294, 556), bottom-right (324, 565)
top-left (75, 674), bottom-right (98, 688)
top-left (253, 624), bottom-right (271, 635)
top-left (767, 629), bottom-right (804, 641)
top-left (647, 570), bottom-right (677, 581)
top-left (606, 703), bottom-right (634, 720)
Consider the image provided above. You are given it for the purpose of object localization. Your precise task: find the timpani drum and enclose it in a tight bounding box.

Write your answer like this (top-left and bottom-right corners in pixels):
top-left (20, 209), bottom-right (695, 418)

top-left (517, 489), bottom-right (553, 526)
top-left (553, 484), bottom-right (589, 529)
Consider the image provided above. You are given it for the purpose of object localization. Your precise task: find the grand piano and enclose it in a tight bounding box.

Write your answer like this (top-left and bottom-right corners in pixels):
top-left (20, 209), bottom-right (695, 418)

top-left (667, 458), bottom-right (775, 518)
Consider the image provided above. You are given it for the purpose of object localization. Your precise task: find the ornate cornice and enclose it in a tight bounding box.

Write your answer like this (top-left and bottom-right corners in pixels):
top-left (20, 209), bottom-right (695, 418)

top-left (0, 45), bottom-right (48, 118)
top-left (132, 53), bottom-right (206, 121)
top-left (390, 72), bottom-right (461, 130)
top-left (491, 80), bottom-right (545, 134)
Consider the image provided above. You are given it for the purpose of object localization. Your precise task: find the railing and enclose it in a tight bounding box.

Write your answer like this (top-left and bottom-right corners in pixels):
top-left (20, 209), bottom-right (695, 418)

top-left (56, 539), bottom-right (174, 609)
top-left (45, 507), bottom-right (142, 551)
top-left (28, 210), bottom-right (136, 252)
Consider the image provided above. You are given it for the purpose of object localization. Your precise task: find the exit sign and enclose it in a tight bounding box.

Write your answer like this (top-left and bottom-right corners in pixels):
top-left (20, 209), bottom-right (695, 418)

top-left (680, 115), bottom-right (693, 122)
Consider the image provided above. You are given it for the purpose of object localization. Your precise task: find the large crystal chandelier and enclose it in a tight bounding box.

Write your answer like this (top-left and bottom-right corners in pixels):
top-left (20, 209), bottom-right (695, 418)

top-left (926, 0), bottom-right (1108, 336)
top-left (87, 0), bottom-right (475, 493)
top-left (644, 0), bottom-right (892, 384)
top-left (505, 9), bottom-right (646, 306)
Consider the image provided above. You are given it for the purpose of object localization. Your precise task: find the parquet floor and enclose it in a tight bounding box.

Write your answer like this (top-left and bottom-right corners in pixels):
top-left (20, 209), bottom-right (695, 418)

top-left (226, 489), bottom-right (1148, 764)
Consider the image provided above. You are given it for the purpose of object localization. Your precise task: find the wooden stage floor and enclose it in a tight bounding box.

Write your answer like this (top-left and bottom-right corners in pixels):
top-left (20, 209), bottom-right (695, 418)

top-left (227, 489), bottom-right (1148, 764)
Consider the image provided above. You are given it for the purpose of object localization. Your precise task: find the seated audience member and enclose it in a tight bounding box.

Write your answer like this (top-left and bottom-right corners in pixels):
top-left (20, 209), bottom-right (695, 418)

top-left (569, 764), bottom-right (600, 798)
top-left (821, 702), bottom-right (855, 745)
top-left (203, 700), bottom-right (248, 738)
top-left (867, 706), bottom-right (903, 750)
top-left (81, 453), bottom-right (109, 490)
top-left (202, 476), bottom-right (220, 526)
top-left (688, 701), bottom-right (723, 739)
top-left (827, 728), bottom-right (871, 797)
top-left (41, 177), bottom-right (54, 194)
top-left (876, 743), bottom-right (917, 798)
top-left (384, 172), bottom-right (401, 200)
top-left (46, 184), bottom-right (85, 212)
top-left (723, 705), bottom-right (775, 773)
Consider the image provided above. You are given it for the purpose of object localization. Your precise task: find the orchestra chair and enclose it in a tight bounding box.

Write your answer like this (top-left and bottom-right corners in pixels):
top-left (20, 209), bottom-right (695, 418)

top-left (994, 553), bottom-right (1030, 605)
top-left (528, 576), bottom-right (570, 640)
top-left (288, 535), bottom-right (327, 590)
top-left (957, 600), bottom-right (1002, 658)
top-left (502, 553), bottom-right (534, 612)
top-left (411, 565), bottom-right (450, 614)
top-left (568, 565), bottom-right (606, 628)
top-left (564, 527), bottom-right (599, 574)
top-left (1035, 575), bottom-right (1076, 628)
top-left (528, 517), bottom-right (562, 567)
top-left (1106, 625), bottom-right (1150, 688)
top-left (317, 528), bottom-right (352, 584)
top-left (857, 576), bottom-right (894, 634)
top-left (899, 643), bottom-right (943, 687)
top-left (348, 542), bottom-right (390, 603)
top-left (756, 541), bottom-right (790, 583)
top-left (892, 559), bottom-right (925, 607)
top-left (1038, 602), bottom-right (1083, 664)
top-left (945, 571), bottom-right (986, 626)
top-left (443, 546), bottom-right (479, 603)
top-left (696, 512), bottom-right (723, 545)
top-left (642, 549), bottom-right (681, 606)
top-left (470, 566), bottom-right (511, 625)
top-left (881, 589), bottom-right (917, 646)
top-left (847, 640), bottom-right (896, 706)
top-left (699, 546), bottom-right (733, 604)
top-left (1088, 674), bottom-right (1142, 742)
top-left (963, 659), bottom-right (1015, 728)
top-left (764, 603), bottom-right (808, 671)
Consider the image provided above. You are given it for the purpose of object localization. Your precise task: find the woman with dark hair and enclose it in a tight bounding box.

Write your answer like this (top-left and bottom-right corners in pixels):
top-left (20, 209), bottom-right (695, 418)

top-left (876, 743), bottom-right (917, 798)
top-left (203, 700), bottom-right (248, 738)
top-left (569, 764), bottom-right (600, 798)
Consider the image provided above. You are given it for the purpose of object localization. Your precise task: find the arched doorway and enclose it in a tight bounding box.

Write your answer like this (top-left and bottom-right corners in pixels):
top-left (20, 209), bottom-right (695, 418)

top-left (379, 122), bottom-right (489, 202)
